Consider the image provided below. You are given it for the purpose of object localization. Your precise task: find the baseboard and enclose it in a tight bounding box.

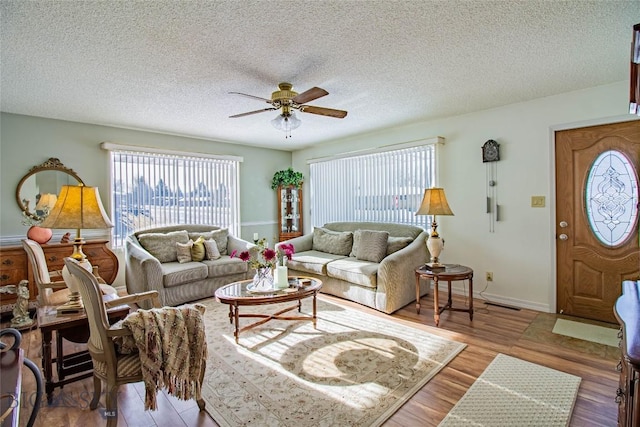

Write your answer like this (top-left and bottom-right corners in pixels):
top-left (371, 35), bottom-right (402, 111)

top-left (432, 283), bottom-right (551, 313)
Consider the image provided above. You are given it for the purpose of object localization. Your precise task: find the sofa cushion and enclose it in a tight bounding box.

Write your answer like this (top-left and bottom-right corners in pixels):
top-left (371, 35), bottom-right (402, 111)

top-left (202, 256), bottom-right (248, 276)
top-left (161, 262), bottom-right (208, 288)
top-left (191, 236), bottom-right (206, 262)
top-left (138, 230), bottom-right (189, 263)
top-left (188, 229), bottom-right (229, 255)
top-left (312, 227), bottom-right (353, 256)
top-left (351, 229), bottom-right (389, 262)
top-left (203, 239), bottom-right (221, 260)
top-left (288, 250), bottom-right (348, 275)
top-left (176, 241), bottom-right (194, 263)
top-left (386, 236), bottom-right (414, 255)
top-left (326, 258), bottom-right (379, 289)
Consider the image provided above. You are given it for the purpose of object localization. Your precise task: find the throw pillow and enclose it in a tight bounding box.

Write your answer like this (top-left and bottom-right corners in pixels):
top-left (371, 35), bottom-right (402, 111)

top-left (138, 230), bottom-right (189, 263)
top-left (386, 236), bottom-right (414, 255)
top-left (353, 229), bottom-right (389, 263)
top-left (176, 241), bottom-right (193, 263)
top-left (187, 229), bottom-right (228, 254)
top-left (191, 236), bottom-right (206, 262)
top-left (312, 227), bottom-right (353, 256)
top-left (203, 239), bottom-right (221, 260)
top-left (210, 228), bottom-right (229, 255)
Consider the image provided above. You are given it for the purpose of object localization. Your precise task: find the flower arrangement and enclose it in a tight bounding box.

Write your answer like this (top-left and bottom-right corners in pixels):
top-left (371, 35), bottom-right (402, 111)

top-left (277, 243), bottom-right (295, 266)
top-left (231, 239), bottom-right (295, 269)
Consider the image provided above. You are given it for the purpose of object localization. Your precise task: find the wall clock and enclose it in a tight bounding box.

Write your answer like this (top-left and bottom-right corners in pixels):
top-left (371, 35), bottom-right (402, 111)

top-left (482, 139), bottom-right (500, 162)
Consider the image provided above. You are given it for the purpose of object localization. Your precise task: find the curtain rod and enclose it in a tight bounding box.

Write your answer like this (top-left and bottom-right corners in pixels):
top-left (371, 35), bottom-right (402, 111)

top-left (307, 136), bottom-right (444, 164)
top-left (100, 142), bottom-right (244, 162)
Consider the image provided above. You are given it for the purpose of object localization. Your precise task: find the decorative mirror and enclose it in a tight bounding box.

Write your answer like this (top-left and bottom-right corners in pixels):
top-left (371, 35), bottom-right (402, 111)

top-left (16, 158), bottom-right (83, 221)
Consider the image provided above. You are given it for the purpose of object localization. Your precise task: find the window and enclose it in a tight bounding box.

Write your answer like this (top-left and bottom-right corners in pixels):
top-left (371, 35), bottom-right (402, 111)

top-left (102, 143), bottom-right (242, 247)
top-left (585, 149), bottom-right (639, 246)
top-left (309, 139), bottom-right (440, 228)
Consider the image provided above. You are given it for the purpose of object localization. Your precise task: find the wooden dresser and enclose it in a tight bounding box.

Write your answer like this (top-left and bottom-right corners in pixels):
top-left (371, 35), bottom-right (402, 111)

top-left (614, 280), bottom-right (640, 427)
top-left (0, 240), bottom-right (118, 311)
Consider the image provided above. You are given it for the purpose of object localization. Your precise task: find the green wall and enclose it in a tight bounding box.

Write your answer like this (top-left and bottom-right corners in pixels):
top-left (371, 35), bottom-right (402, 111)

top-left (0, 113), bottom-right (291, 245)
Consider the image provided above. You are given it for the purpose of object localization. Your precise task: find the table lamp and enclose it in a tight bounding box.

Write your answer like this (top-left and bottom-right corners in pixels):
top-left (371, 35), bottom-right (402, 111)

top-left (415, 187), bottom-right (454, 270)
top-left (39, 184), bottom-right (113, 311)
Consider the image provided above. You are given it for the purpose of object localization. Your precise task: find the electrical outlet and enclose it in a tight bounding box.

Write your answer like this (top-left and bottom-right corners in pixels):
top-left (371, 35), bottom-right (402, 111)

top-left (486, 272), bottom-right (493, 282)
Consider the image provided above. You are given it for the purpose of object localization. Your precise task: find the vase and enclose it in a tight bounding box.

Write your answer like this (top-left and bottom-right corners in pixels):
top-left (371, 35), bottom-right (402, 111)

top-left (274, 265), bottom-right (288, 289)
top-left (252, 267), bottom-right (274, 291)
top-left (27, 226), bottom-right (53, 244)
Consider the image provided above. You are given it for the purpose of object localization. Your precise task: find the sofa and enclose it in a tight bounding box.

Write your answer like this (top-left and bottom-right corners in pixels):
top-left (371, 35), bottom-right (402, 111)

top-left (125, 225), bottom-right (254, 308)
top-left (275, 222), bottom-right (430, 314)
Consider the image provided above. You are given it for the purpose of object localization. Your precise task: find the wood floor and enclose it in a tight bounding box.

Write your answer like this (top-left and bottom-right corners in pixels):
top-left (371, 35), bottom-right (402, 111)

top-left (2, 291), bottom-right (620, 427)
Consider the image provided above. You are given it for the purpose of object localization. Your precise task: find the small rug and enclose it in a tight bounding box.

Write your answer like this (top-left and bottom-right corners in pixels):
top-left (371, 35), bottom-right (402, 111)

top-left (439, 353), bottom-right (581, 426)
top-left (552, 318), bottom-right (619, 347)
top-left (199, 297), bottom-right (466, 427)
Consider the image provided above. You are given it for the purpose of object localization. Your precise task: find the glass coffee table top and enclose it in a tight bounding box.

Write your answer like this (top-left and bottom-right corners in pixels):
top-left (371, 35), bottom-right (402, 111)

top-left (215, 276), bottom-right (321, 299)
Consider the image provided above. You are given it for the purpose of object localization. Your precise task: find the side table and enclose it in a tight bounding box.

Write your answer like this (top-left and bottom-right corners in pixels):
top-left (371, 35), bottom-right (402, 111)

top-left (415, 264), bottom-right (474, 326)
top-left (37, 296), bottom-right (129, 403)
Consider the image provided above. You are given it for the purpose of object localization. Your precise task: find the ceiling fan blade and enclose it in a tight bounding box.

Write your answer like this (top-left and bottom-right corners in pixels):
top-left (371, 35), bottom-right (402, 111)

top-left (292, 87), bottom-right (328, 105)
top-left (229, 92), bottom-right (272, 103)
top-left (229, 107), bottom-right (277, 118)
top-left (299, 105), bottom-right (348, 118)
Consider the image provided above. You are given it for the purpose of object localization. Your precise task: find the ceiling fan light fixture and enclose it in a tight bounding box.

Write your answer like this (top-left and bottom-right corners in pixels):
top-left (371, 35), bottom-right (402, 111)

top-left (271, 111), bottom-right (301, 138)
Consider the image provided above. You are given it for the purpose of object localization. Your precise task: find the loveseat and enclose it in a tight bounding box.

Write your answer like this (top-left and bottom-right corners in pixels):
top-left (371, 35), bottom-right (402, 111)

top-left (276, 222), bottom-right (429, 314)
top-left (125, 225), bottom-right (254, 308)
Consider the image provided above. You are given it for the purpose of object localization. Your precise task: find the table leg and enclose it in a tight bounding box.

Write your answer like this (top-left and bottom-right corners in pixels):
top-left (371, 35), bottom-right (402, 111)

top-left (415, 273), bottom-right (421, 314)
top-left (433, 276), bottom-right (440, 327)
top-left (447, 280), bottom-right (453, 308)
top-left (233, 302), bottom-right (240, 343)
top-left (298, 298), bottom-right (302, 313)
top-left (41, 329), bottom-right (53, 404)
top-left (227, 305), bottom-right (233, 324)
top-left (56, 331), bottom-right (65, 382)
top-left (469, 276), bottom-right (474, 320)
top-left (312, 292), bottom-right (317, 328)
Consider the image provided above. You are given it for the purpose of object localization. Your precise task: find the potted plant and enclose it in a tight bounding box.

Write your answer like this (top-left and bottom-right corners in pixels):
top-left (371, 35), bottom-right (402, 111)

top-left (270, 167), bottom-right (304, 190)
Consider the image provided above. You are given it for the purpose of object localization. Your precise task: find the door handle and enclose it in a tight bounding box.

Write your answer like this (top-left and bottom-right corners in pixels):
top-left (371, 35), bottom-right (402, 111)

top-left (559, 234), bottom-right (568, 240)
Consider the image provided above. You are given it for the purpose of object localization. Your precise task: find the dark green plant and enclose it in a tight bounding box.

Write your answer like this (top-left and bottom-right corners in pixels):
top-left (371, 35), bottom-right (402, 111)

top-left (271, 167), bottom-right (304, 190)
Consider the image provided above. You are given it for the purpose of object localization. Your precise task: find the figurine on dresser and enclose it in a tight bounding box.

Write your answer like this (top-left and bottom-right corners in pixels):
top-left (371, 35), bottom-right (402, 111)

top-left (0, 280), bottom-right (34, 329)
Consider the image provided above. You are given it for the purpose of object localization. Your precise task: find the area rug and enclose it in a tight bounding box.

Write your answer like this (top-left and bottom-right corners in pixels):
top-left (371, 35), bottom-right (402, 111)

top-left (552, 318), bottom-right (619, 347)
top-left (438, 353), bottom-right (581, 426)
top-left (198, 297), bottom-right (466, 427)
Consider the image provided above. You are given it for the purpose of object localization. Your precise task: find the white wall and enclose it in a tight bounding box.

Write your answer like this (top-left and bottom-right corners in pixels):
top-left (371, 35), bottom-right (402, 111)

top-left (292, 81), bottom-right (637, 312)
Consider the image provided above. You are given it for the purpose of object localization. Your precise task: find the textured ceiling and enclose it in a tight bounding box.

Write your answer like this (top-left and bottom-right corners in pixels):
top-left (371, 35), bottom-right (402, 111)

top-left (1, 1), bottom-right (639, 150)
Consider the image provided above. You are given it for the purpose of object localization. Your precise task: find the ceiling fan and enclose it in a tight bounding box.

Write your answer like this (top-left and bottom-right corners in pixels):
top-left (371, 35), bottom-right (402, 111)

top-left (229, 82), bottom-right (348, 138)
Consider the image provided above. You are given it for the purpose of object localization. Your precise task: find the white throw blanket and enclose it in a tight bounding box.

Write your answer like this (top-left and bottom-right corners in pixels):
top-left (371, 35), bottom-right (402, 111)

top-left (116, 304), bottom-right (207, 410)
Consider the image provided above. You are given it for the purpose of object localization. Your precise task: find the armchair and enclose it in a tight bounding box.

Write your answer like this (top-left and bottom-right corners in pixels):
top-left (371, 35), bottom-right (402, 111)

top-left (64, 257), bottom-right (205, 427)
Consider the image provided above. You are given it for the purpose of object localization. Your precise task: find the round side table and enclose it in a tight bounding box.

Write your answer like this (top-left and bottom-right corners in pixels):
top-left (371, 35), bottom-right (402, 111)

top-left (415, 264), bottom-right (473, 326)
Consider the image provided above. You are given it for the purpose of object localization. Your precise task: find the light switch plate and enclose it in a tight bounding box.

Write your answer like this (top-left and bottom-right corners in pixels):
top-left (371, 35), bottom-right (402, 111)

top-left (531, 196), bottom-right (545, 207)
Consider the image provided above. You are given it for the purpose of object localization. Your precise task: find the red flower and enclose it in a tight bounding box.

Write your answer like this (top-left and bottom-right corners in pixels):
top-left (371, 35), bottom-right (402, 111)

top-left (230, 249), bottom-right (238, 258)
top-left (263, 248), bottom-right (276, 261)
top-left (238, 251), bottom-right (251, 262)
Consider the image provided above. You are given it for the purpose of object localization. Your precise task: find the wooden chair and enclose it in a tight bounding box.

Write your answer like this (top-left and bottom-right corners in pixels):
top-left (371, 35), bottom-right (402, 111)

top-left (22, 239), bottom-right (72, 306)
top-left (64, 257), bottom-right (205, 427)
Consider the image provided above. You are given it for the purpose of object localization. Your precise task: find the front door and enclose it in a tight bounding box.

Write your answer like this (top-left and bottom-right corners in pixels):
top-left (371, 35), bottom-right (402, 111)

top-left (556, 120), bottom-right (640, 323)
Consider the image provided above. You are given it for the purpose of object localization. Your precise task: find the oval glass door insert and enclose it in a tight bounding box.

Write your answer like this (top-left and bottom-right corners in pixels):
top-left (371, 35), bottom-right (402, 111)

top-left (585, 150), bottom-right (639, 246)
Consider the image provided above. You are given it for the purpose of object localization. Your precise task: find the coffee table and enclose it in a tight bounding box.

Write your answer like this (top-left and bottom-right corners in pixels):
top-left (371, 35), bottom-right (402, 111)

top-left (215, 277), bottom-right (322, 342)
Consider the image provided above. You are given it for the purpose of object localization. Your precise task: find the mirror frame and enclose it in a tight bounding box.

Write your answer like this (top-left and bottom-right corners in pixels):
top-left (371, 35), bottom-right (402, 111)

top-left (16, 158), bottom-right (84, 221)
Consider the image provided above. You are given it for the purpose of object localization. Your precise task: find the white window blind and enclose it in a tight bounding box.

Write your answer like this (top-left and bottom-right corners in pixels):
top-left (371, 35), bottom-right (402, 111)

top-left (309, 143), bottom-right (437, 228)
top-left (103, 145), bottom-right (241, 247)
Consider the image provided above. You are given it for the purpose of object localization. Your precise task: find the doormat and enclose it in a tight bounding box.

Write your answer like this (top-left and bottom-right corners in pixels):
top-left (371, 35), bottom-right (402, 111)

top-left (438, 353), bottom-right (581, 426)
top-left (199, 297), bottom-right (466, 427)
top-left (552, 318), bottom-right (619, 347)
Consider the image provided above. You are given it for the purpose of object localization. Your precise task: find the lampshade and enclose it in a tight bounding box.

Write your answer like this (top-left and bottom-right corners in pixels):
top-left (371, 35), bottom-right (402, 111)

top-left (40, 185), bottom-right (113, 230)
top-left (35, 193), bottom-right (57, 214)
top-left (271, 112), bottom-right (301, 137)
top-left (415, 188), bottom-right (454, 216)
